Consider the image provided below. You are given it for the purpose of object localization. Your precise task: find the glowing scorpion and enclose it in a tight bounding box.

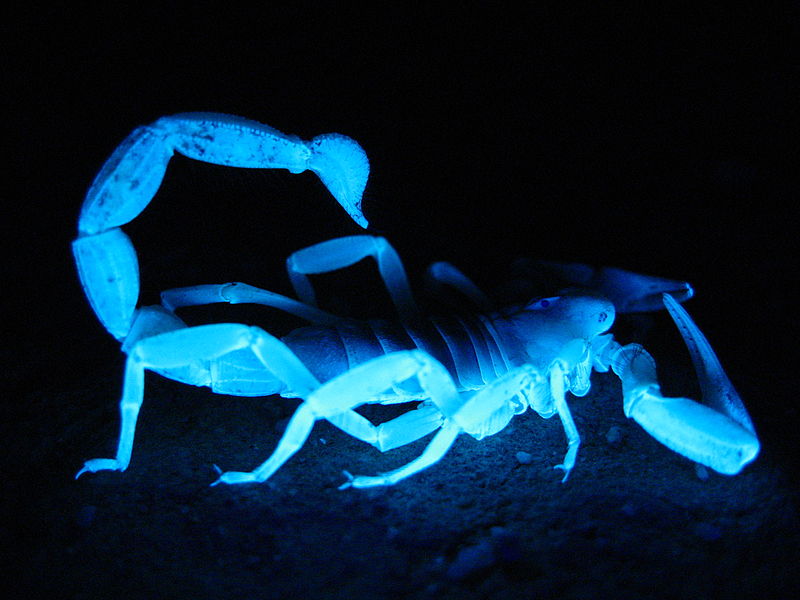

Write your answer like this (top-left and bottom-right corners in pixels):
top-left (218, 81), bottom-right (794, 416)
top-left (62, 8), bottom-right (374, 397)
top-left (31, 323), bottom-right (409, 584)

top-left (73, 113), bottom-right (760, 489)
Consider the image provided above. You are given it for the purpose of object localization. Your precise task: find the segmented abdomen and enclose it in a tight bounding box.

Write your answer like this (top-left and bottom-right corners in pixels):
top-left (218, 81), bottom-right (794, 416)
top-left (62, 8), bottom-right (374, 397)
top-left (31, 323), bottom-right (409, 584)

top-left (282, 314), bottom-right (511, 391)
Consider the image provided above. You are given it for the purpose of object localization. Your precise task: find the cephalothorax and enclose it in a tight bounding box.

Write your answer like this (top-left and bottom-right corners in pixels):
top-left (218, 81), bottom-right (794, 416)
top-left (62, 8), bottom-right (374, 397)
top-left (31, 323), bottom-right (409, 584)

top-left (73, 113), bottom-right (760, 489)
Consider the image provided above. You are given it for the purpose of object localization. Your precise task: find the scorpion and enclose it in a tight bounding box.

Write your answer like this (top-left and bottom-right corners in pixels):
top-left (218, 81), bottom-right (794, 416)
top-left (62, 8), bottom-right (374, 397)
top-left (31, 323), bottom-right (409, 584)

top-left (73, 112), bottom-right (760, 489)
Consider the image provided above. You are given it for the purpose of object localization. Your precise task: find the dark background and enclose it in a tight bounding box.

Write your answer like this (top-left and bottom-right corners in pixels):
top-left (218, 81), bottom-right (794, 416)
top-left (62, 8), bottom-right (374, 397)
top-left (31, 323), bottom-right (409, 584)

top-left (6, 5), bottom-right (799, 599)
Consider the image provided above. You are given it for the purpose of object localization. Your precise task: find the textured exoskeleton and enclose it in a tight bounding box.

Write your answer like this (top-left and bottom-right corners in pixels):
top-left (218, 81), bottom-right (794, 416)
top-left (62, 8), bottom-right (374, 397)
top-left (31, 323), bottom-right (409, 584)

top-left (73, 113), bottom-right (759, 489)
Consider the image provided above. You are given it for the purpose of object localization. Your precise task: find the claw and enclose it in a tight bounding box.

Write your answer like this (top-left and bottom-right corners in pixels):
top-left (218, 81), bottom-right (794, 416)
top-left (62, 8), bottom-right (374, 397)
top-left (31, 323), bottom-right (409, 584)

top-left (596, 266), bottom-right (694, 312)
top-left (612, 295), bottom-right (760, 474)
top-left (662, 293), bottom-right (755, 434)
top-left (514, 259), bottom-right (694, 313)
top-left (626, 388), bottom-right (759, 474)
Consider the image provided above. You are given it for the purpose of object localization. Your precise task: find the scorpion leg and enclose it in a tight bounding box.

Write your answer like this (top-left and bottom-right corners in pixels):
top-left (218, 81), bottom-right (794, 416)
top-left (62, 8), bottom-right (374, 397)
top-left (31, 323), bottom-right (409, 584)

top-left (424, 261), bottom-right (494, 311)
top-left (337, 351), bottom-right (466, 489)
top-left (512, 259), bottom-right (694, 313)
top-left (161, 282), bottom-right (342, 326)
top-left (214, 351), bottom-right (448, 486)
top-left (340, 422), bottom-right (462, 489)
top-left (214, 390), bottom-right (444, 486)
top-left (160, 283), bottom-right (445, 453)
top-left (286, 236), bottom-right (454, 367)
top-left (76, 323), bottom-right (316, 478)
top-left (341, 358), bottom-right (539, 488)
top-left (548, 364), bottom-right (581, 482)
top-left (328, 400), bottom-right (445, 452)
top-left (286, 235), bottom-right (421, 322)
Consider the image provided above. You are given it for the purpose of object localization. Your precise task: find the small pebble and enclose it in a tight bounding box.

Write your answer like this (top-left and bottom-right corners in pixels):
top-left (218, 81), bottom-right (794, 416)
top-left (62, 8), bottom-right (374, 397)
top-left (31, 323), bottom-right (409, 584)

top-left (605, 425), bottom-right (622, 445)
top-left (446, 540), bottom-right (495, 580)
top-left (515, 451), bottom-right (533, 465)
top-left (695, 463), bottom-right (709, 480)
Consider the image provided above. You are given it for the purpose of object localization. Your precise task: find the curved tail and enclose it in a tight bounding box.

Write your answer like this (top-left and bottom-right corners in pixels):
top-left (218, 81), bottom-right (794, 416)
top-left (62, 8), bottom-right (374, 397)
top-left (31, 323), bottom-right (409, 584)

top-left (74, 113), bottom-right (370, 342)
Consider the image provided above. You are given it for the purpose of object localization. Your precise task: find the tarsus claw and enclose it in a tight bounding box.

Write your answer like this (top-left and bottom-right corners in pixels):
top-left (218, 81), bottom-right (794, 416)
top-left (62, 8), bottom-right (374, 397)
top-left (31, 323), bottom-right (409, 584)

top-left (75, 458), bottom-right (121, 479)
top-left (553, 463), bottom-right (572, 483)
top-left (338, 470), bottom-right (355, 490)
top-left (209, 466), bottom-right (259, 486)
top-left (209, 464), bottom-right (223, 486)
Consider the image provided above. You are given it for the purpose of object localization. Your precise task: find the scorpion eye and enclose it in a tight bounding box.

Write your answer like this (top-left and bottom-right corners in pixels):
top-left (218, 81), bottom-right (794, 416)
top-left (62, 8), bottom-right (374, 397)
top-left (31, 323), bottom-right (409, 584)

top-left (528, 296), bottom-right (560, 311)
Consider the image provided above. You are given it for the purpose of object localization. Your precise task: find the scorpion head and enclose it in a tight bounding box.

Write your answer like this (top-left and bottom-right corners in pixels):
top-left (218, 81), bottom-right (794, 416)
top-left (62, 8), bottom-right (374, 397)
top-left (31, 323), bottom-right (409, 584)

top-left (500, 292), bottom-right (615, 368)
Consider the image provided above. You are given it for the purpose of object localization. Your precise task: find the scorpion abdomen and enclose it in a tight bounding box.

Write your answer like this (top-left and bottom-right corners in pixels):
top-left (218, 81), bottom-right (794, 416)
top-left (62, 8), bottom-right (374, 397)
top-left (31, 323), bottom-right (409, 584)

top-left (282, 319), bottom-right (416, 385)
top-left (282, 314), bottom-right (510, 394)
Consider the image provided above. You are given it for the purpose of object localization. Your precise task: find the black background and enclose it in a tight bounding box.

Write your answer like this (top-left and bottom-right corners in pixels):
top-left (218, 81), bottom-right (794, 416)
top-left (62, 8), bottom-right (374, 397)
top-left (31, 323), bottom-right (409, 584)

top-left (6, 5), bottom-right (799, 599)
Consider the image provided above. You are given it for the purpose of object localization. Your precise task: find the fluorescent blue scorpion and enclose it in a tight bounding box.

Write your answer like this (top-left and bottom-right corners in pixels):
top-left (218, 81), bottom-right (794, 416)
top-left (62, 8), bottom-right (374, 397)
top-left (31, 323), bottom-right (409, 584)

top-left (73, 113), bottom-right (760, 489)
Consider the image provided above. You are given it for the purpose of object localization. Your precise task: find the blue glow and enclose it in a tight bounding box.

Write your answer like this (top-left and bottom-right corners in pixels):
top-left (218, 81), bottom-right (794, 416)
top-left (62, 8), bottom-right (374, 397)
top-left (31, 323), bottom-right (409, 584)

top-left (74, 113), bottom-right (759, 489)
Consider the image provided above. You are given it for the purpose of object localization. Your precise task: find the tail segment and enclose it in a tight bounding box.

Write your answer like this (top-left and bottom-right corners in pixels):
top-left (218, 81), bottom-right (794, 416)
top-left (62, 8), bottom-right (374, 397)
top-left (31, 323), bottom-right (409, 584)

top-left (308, 134), bottom-right (370, 228)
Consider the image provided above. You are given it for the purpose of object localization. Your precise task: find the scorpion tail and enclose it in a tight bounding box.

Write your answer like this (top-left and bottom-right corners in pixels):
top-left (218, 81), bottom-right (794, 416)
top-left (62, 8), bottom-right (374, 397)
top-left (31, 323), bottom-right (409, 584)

top-left (307, 134), bottom-right (370, 228)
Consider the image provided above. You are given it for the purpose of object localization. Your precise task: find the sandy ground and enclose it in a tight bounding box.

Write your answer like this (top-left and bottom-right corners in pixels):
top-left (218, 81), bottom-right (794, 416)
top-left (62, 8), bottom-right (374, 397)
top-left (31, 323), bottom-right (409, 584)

top-left (9, 320), bottom-right (799, 599)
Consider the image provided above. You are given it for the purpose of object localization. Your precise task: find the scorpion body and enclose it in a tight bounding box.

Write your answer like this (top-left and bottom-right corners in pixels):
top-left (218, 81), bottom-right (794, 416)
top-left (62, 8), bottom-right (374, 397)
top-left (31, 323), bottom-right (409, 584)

top-left (280, 293), bottom-right (609, 400)
top-left (73, 113), bottom-right (760, 490)
top-left (285, 312), bottom-right (509, 394)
